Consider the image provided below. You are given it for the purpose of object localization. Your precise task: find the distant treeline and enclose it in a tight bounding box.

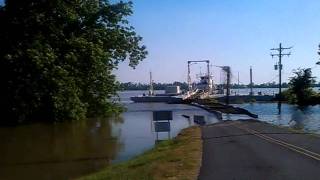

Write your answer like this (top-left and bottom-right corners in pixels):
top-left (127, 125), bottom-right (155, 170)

top-left (233, 82), bottom-right (320, 89)
top-left (231, 82), bottom-right (290, 89)
top-left (120, 81), bottom-right (320, 91)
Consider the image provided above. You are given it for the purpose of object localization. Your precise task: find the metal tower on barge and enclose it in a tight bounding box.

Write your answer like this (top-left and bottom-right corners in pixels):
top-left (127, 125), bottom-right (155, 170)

top-left (187, 60), bottom-right (214, 98)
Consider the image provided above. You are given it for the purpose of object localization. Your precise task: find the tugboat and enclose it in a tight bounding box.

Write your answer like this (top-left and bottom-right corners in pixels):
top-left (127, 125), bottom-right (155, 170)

top-left (184, 60), bottom-right (215, 99)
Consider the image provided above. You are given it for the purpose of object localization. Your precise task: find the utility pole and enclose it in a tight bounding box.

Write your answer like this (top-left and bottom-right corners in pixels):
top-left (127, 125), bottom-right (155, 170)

top-left (250, 66), bottom-right (253, 96)
top-left (270, 43), bottom-right (292, 99)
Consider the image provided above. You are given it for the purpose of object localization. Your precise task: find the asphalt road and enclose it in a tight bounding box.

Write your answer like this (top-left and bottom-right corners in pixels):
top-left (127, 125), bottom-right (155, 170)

top-left (199, 120), bottom-right (320, 180)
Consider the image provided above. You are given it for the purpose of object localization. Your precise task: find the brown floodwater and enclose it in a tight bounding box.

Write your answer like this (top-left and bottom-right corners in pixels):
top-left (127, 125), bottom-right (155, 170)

top-left (0, 117), bottom-right (123, 180)
top-left (0, 101), bottom-right (219, 180)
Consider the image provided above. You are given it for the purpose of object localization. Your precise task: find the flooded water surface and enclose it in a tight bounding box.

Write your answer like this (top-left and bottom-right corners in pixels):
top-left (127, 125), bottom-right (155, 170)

top-left (3, 90), bottom-right (320, 180)
top-left (234, 103), bottom-right (320, 134)
top-left (0, 91), bottom-right (219, 180)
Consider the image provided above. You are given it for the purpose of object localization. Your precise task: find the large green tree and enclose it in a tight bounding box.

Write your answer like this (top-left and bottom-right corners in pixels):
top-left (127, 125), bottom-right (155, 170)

top-left (288, 68), bottom-right (315, 105)
top-left (0, 0), bottom-right (147, 124)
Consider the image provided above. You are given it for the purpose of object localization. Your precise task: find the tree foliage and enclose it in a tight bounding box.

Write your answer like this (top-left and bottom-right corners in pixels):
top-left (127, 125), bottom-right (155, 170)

top-left (0, 0), bottom-right (147, 124)
top-left (288, 68), bottom-right (316, 105)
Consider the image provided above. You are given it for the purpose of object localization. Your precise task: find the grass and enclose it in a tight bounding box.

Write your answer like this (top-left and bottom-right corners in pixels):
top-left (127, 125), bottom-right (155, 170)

top-left (77, 126), bottom-right (202, 180)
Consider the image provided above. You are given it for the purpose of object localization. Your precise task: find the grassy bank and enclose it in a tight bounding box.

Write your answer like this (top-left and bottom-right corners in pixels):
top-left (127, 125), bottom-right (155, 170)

top-left (78, 126), bottom-right (202, 180)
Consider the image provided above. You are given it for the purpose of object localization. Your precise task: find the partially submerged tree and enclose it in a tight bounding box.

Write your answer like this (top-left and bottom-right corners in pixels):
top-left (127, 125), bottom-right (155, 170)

top-left (288, 68), bottom-right (316, 105)
top-left (0, 0), bottom-right (147, 124)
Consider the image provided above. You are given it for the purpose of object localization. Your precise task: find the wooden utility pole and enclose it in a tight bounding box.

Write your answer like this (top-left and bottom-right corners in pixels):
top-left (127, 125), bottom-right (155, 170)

top-left (271, 43), bottom-right (292, 99)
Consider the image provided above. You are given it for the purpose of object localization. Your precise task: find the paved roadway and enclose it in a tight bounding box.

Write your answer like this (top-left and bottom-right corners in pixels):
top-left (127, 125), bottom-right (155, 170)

top-left (199, 120), bottom-right (320, 180)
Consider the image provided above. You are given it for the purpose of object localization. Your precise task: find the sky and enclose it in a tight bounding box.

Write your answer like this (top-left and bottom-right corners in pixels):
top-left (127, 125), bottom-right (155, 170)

top-left (115, 0), bottom-right (320, 84)
top-left (1, 0), bottom-right (320, 84)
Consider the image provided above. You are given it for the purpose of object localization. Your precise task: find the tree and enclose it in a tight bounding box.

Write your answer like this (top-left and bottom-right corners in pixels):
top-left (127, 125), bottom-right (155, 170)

top-left (0, 0), bottom-right (147, 124)
top-left (288, 68), bottom-right (315, 105)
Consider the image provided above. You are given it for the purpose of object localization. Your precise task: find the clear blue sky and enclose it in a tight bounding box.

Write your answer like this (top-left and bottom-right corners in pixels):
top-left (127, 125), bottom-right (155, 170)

top-left (1, 0), bottom-right (320, 84)
top-left (116, 0), bottom-right (320, 84)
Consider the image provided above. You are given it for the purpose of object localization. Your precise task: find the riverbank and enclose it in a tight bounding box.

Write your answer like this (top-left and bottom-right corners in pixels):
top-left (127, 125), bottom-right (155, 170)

top-left (77, 126), bottom-right (202, 180)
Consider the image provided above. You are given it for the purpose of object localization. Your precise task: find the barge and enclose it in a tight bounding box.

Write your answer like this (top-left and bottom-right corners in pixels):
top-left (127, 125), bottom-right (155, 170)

top-left (130, 95), bottom-right (183, 103)
top-left (130, 72), bottom-right (185, 103)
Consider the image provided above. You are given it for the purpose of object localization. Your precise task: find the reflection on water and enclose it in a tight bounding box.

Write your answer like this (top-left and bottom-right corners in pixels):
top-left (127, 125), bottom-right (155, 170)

top-left (0, 102), bottom-right (219, 180)
top-left (233, 103), bottom-right (320, 134)
top-left (114, 103), bottom-right (219, 163)
top-left (0, 118), bottom-right (122, 180)
top-left (277, 102), bottom-right (282, 114)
